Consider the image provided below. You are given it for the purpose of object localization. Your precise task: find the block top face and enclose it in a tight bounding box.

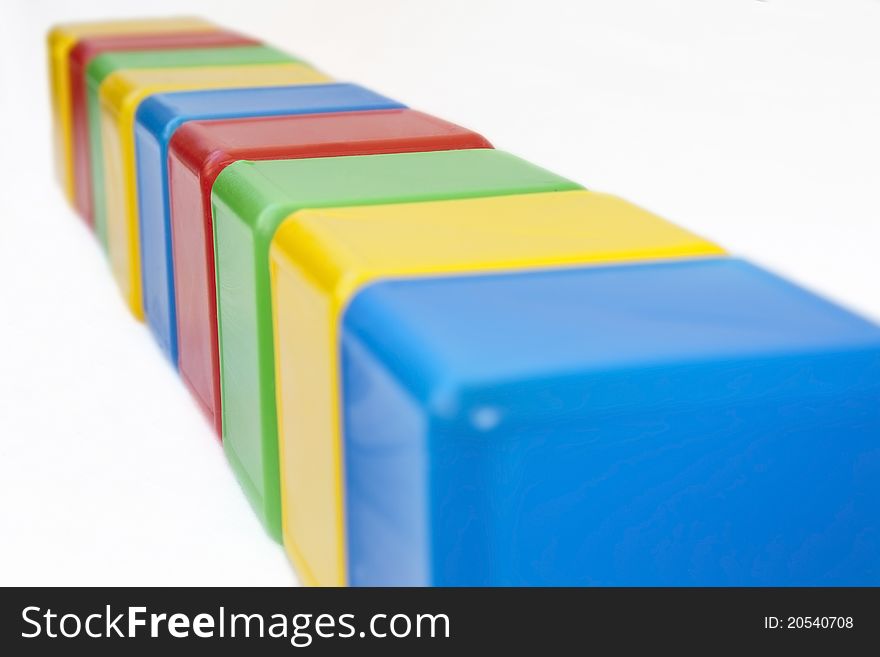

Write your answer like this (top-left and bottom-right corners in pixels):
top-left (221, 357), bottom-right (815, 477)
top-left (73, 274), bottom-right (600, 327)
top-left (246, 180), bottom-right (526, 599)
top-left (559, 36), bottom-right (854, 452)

top-left (48, 17), bottom-right (216, 46)
top-left (270, 189), bottom-right (726, 305)
top-left (86, 45), bottom-right (299, 88)
top-left (342, 258), bottom-right (880, 410)
top-left (213, 149), bottom-right (576, 237)
top-left (170, 108), bottom-right (491, 177)
top-left (97, 64), bottom-right (330, 116)
top-left (69, 30), bottom-right (260, 67)
top-left (136, 83), bottom-right (403, 142)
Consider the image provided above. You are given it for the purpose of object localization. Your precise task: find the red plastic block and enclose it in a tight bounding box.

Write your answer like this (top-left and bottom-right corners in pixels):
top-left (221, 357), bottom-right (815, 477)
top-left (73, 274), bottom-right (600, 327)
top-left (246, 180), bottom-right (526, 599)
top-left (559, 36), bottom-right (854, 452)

top-left (168, 108), bottom-right (492, 435)
top-left (68, 30), bottom-right (259, 225)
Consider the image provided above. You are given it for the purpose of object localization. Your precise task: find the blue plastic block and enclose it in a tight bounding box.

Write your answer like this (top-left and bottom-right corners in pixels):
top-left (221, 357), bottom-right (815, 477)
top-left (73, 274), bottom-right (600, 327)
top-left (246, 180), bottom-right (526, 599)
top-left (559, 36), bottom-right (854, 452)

top-left (340, 258), bottom-right (880, 586)
top-left (133, 83), bottom-right (404, 363)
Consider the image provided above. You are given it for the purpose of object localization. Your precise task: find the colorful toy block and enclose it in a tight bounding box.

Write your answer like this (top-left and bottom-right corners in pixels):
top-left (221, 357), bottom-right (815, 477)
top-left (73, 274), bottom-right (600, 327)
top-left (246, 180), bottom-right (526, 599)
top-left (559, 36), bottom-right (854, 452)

top-left (48, 17), bottom-right (217, 204)
top-left (69, 31), bottom-right (260, 225)
top-left (46, 17), bottom-right (880, 588)
top-left (170, 108), bottom-right (493, 436)
top-left (88, 45), bottom-right (312, 250)
top-left (268, 189), bottom-right (725, 585)
top-left (98, 64), bottom-right (330, 318)
top-left (211, 150), bottom-right (578, 541)
top-left (339, 259), bottom-right (880, 585)
top-left (135, 84), bottom-right (405, 367)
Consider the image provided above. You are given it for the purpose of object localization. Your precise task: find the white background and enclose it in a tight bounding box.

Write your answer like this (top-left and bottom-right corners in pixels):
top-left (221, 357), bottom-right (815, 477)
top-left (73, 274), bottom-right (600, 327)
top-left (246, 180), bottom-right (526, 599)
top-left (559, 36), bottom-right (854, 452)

top-left (0, 0), bottom-right (878, 586)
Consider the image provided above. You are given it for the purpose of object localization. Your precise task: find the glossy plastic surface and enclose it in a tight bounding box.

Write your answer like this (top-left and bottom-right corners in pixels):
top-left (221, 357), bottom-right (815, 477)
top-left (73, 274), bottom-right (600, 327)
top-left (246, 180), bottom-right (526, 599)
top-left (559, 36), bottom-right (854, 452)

top-left (88, 45), bottom-right (304, 249)
top-left (47, 17), bottom-right (216, 203)
top-left (69, 30), bottom-right (259, 225)
top-left (211, 150), bottom-right (577, 542)
top-left (341, 259), bottom-right (880, 585)
top-left (170, 107), bottom-right (491, 436)
top-left (97, 63), bottom-right (329, 318)
top-left (268, 189), bottom-right (725, 585)
top-left (136, 84), bottom-right (403, 367)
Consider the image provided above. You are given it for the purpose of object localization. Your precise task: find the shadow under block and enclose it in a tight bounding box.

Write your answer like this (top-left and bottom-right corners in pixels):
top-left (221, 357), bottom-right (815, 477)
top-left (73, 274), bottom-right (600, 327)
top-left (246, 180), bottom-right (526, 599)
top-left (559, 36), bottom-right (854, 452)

top-left (69, 31), bottom-right (260, 226)
top-left (339, 259), bottom-right (880, 585)
top-left (268, 189), bottom-right (726, 585)
top-left (97, 63), bottom-right (329, 319)
top-left (170, 108), bottom-right (492, 436)
top-left (136, 84), bottom-right (405, 368)
top-left (89, 45), bottom-right (310, 252)
top-left (48, 17), bottom-right (217, 203)
top-left (210, 150), bottom-right (577, 542)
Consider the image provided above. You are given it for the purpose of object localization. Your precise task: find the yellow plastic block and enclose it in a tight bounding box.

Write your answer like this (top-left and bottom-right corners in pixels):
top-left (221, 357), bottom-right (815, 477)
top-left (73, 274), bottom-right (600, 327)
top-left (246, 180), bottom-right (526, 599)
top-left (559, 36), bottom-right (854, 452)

top-left (47, 17), bottom-right (217, 203)
top-left (268, 190), bottom-right (727, 586)
top-left (99, 64), bottom-right (331, 318)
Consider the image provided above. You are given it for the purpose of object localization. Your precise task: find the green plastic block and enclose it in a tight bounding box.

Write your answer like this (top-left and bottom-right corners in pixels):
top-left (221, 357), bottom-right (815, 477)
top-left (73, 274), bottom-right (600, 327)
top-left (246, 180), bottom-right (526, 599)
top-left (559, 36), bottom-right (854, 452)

top-left (211, 148), bottom-right (582, 541)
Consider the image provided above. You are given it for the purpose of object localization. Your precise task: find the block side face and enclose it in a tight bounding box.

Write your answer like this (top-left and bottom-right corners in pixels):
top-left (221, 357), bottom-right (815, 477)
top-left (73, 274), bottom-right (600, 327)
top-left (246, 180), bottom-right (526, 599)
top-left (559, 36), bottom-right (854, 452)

top-left (429, 359), bottom-right (880, 585)
top-left (140, 83), bottom-right (402, 128)
top-left (247, 150), bottom-right (580, 237)
top-left (341, 330), bottom-right (432, 587)
top-left (87, 45), bottom-right (296, 85)
top-left (348, 259), bottom-right (880, 390)
top-left (183, 109), bottom-right (490, 167)
top-left (271, 251), bottom-right (346, 585)
top-left (123, 94), bottom-right (147, 318)
top-left (49, 18), bottom-right (216, 41)
top-left (214, 197), bottom-right (280, 537)
top-left (135, 123), bottom-right (178, 359)
top-left (85, 46), bottom-right (305, 99)
top-left (68, 30), bottom-right (259, 64)
top-left (87, 80), bottom-right (110, 247)
top-left (286, 190), bottom-right (723, 295)
top-left (169, 151), bottom-right (223, 433)
top-left (96, 63), bottom-right (328, 94)
top-left (100, 97), bottom-right (142, 317)
top-left (341, 260), bottom-right (880, 585)
top-left (69, 51), bottom-right (94, 223)
top-left (49, 31), bottom-right (77, 194)
top-left (364, 109), bottom-right (492, 148)
top-left (93, 72), bottom-right (142, 254)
